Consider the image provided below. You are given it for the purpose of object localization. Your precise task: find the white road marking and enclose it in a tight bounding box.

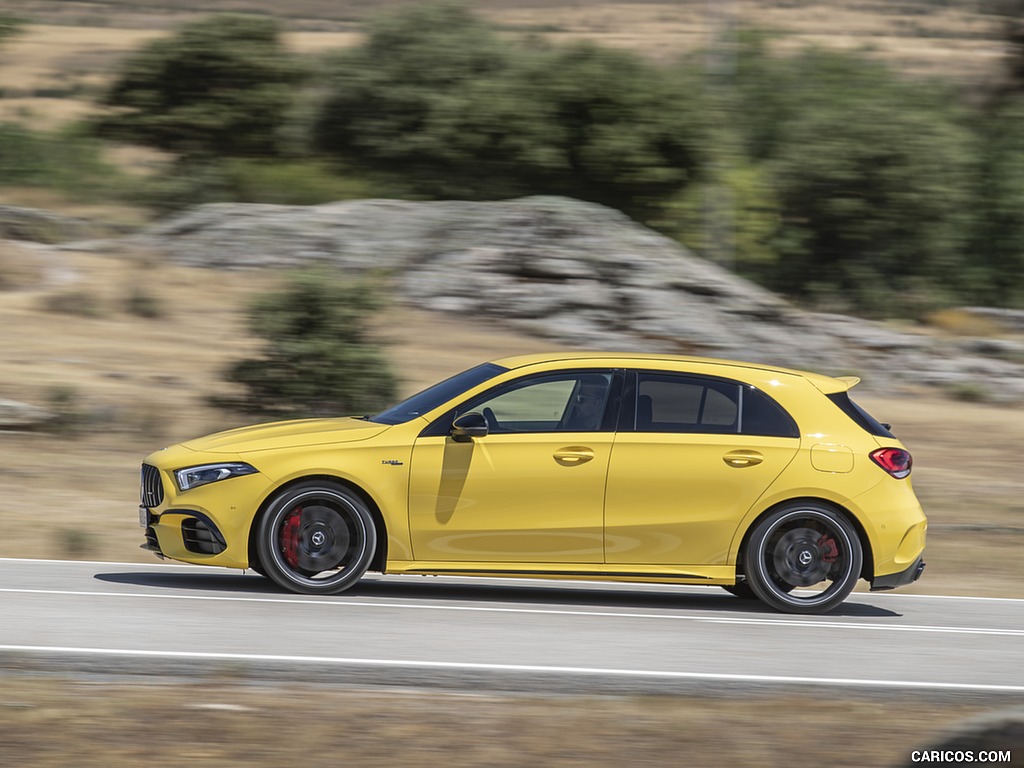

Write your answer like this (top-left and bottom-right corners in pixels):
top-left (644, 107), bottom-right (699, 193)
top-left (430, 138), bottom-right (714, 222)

top-left (0, 557), bottom-right (202, 568)
top-left (1, 644), bottom-right (1022, 693)
top-left (1, 587), bottom-right (1021, 637)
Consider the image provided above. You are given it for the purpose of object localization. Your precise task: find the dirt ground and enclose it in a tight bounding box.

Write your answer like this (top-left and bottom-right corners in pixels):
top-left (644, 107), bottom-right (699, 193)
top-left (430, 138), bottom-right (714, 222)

top-left (0, 674), bottom-right (1010, 768)
top-left (0, 242), bottom-right (1021, 596)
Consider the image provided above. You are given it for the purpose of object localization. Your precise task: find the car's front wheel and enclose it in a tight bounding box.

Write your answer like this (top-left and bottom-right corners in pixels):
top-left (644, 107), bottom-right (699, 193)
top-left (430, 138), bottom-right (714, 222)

top-left (743, 503), bottom-right (862, 614)
top-left (256, 481), bottom-right (376, 595)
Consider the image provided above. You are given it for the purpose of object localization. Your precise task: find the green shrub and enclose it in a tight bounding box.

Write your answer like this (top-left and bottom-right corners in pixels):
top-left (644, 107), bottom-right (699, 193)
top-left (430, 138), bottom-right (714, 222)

top-left (41, 289), bottom-right (105, 318)
top-left (55, 528), bottom-right (95, 558)
top-left (945, 381), bottom-right (991, 403)
top-left (98, 14), bottom-right (303, 158)
top-left (218, 269), bottom-right (398, 418)
top-left (222, 159), bottom-right (375, 205)
top-left (123, 285), bottom-right (164, 319)
top-left (0, 122), bottom-right (124, 198)
top-left (44, 386), bottom-right (92, 437)
top-left (311, 2), bottom-right (705, 220)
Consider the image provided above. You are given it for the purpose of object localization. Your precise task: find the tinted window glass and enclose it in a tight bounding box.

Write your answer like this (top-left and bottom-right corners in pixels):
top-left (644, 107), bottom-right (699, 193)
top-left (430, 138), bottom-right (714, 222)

top-left (636, 374), bottom-right (739, 433)
top-left (470, 372), bottom-right (613, 433)
top-left (827, 391), bottom-right (895, 438)
top-left (632, 373), bottom-right (798, 437)
top-left (370, 363), bottom-right (507, 425)
top-left (743, 387), bottom-right (799, 438)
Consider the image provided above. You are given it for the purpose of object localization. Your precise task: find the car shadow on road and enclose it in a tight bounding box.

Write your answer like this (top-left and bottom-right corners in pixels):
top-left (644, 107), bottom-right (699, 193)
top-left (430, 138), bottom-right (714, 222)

top-left (95, 570), bottom-right (281, 594)
top-left (352, 578), bottom-right (902, 617)
top-left (93, 571), bottom-right (901, 618)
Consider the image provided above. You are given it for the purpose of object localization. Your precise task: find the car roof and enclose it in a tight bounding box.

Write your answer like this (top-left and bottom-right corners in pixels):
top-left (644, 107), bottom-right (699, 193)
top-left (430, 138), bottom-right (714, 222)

top-left (489, 352), bottom-right (858, 394)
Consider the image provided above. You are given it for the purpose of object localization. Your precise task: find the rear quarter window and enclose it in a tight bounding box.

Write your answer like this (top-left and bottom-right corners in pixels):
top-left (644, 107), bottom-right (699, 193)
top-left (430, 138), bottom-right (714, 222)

top-left (742, 387), bottom-right (799, 438)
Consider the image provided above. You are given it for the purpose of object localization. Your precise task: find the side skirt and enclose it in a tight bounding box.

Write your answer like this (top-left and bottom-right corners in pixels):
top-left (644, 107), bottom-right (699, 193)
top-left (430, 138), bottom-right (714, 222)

top-left (383, 561), bottom-right (736, 586)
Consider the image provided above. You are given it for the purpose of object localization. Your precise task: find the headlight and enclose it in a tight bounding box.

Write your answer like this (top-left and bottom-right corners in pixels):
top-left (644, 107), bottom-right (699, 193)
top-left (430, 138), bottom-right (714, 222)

top-left (174, 462), bottom-right (258, 492)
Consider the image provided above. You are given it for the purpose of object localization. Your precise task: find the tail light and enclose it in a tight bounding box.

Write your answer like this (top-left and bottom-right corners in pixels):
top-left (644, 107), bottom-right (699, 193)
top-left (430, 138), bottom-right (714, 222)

top-left (870, 448), bottom-right (912, 479)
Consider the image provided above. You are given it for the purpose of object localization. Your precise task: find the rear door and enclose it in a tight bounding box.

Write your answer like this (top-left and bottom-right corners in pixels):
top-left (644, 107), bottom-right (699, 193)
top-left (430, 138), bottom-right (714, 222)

top-left (604, 371), bottom-right (800, 566)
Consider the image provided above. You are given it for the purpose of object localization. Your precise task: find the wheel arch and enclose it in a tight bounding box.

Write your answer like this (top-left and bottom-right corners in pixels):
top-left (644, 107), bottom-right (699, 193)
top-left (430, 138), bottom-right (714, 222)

top-left (246, 474), bottom-right (389, 575)
top-left (734, 497), bottom-right (874, 583)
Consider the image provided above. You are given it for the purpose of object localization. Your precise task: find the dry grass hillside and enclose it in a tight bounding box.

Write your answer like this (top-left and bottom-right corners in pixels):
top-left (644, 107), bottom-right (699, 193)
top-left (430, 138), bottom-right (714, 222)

top-left (0, 1), bottom-right (1012, 131)
top-left (0, 239), bottom-right (1021, 596)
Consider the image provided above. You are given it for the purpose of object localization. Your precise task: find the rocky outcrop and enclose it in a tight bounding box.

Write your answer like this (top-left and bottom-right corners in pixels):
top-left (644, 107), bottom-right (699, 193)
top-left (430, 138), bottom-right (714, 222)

top-left (0, 398), bottom-right (51, 431)
top-left (82, 196), bottom-right (1024, 401)
top-left (0, 205), bottom-right (100, 244)
top-left (962, 307), bottom-right (1024, 333)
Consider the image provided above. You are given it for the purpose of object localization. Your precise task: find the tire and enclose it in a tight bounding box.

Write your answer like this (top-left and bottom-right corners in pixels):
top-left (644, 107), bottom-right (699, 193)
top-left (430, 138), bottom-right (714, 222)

top-left (721, 582), bottom-right (756, 599)
top-left (743, 503), bottom-right (862, 614)
top-left (721, 580), bottom-right (793, 600)
top-left (256, 481), bottom-right (377, 595)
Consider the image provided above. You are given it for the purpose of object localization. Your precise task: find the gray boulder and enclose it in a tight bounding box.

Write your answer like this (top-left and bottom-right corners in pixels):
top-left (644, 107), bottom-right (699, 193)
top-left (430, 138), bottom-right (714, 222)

top-left (0, 398), bottom-right (52, 431)
top-left (123, 196), bottom-right (1023, 401)
top-left (0, 205), bottom-right (98, 244)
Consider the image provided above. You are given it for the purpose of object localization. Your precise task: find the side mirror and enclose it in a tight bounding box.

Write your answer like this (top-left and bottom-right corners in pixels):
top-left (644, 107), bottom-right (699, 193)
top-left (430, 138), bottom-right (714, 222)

top-left (451, 412), bottom-right (489, 442)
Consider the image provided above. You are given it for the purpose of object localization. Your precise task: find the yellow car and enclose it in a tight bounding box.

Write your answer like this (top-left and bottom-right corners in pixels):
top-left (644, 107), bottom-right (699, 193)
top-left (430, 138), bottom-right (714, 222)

top-left (139, 353), bottom-right (926, 614)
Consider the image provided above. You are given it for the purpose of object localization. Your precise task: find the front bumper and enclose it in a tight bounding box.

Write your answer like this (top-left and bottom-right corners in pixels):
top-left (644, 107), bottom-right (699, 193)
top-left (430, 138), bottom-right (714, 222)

top-left (870, 556), bottom-right (926, 591)
top-left (139, 458), bottom-right (270, 569)
top-left (142, 508), bottom-right (228, 557)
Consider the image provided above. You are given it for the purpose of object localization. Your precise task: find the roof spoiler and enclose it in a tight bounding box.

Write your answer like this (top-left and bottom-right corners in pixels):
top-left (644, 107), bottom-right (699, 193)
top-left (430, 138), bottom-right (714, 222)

top-left (808, 373), bottom-right (861, 395)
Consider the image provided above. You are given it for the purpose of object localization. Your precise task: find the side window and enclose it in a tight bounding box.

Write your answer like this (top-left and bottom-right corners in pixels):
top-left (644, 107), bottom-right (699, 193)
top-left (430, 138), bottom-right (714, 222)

top-left (633, 373), bottom-right (798, 437)
top-left (467, 372), bottom-right (613, 433)
top-left (636, 374), bottom-right (739, 433)
top-left (743, 387), bottom-right (799, 438)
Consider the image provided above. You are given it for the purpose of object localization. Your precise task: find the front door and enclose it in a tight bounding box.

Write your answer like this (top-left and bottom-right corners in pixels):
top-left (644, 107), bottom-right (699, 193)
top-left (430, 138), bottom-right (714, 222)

top-left (409, 371), bottom-right (616, 563)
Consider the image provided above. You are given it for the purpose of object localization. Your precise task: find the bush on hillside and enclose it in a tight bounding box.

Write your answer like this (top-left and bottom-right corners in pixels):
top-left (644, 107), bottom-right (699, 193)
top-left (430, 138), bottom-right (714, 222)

top-left (98, 14), bottom-right (302, 158)
top-left (312, 2), bottom-right (705, 220)
top-left (219, 270), bottom-right (398, 419)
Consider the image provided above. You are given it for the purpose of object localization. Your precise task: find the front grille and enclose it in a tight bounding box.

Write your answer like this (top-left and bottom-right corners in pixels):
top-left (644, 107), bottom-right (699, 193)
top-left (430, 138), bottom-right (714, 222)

top-left (182, 517), bottom-right (226, 555)
top-left (140, 464), bottom-right (164, 508)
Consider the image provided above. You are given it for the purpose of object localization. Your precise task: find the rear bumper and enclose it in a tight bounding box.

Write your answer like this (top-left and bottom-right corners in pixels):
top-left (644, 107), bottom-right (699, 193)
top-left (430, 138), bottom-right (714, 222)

top-left (870, 556), bottom-right (925, 591)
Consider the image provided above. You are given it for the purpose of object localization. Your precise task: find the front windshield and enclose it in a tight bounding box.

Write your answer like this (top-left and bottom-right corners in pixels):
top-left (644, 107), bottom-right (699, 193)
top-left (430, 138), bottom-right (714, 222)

top-left (369, 362), bottom-right (508, 425)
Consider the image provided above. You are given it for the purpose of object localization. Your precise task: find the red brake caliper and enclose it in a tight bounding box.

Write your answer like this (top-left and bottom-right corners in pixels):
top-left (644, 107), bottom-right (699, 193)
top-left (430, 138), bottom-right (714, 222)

top-left (281, 507), bottom-right (302, 569)
top-left (818, 534), bottom-right (839, 563)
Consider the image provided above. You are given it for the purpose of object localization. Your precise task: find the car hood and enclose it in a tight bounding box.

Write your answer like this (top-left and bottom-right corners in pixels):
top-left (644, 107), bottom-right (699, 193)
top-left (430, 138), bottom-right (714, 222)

top-left (181, 417), bottom-right (390, 454)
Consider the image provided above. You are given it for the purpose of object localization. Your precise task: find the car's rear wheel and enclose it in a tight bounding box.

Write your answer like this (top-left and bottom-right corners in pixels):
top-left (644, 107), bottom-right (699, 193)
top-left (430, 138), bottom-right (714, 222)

top-left (743, 503), bottom-right (862, 614)
top-left (256, 481), bottom-right (376, 595)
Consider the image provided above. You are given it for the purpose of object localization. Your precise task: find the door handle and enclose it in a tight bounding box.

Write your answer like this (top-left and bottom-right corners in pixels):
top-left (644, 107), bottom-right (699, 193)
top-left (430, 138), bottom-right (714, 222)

top-left (554, 447), bottom-right (595, 465)
top-left (723, 450), bottom-right (764, 468)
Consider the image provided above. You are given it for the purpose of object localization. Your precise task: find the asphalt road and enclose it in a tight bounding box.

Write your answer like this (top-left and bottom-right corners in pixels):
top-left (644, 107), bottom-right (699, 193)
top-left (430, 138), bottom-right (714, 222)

top-left (1, 557), bottom-right (1022, 696)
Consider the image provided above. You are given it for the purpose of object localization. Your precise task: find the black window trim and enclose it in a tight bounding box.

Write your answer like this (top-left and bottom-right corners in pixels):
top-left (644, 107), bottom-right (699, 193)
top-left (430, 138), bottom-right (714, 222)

top-left (826, 391), bottom-right (895, 438)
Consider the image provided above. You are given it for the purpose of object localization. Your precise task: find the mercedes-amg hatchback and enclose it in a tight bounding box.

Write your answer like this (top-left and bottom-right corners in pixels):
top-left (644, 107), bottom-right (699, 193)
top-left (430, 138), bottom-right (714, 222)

top-left (139, 353), bottom-right (926, 614)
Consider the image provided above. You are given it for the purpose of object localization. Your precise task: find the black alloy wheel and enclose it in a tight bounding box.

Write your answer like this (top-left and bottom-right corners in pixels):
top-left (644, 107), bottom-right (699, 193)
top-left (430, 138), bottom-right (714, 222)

top-left (743, 503), bottom-right (863, 614)
top-left (256, 481), bottom-right (376, 595)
